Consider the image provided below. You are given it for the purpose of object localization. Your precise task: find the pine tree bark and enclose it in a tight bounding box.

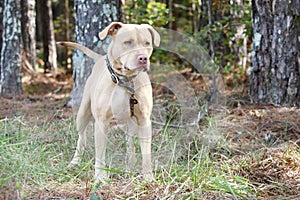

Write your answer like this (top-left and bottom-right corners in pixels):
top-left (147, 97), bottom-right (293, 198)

top-left (38, 0), bottom-right (58, 72)
top-left (70, 0), bottom-right (122, 107)
top-left (230, 0), bottom-right (248, 70)
top-left (0, 0), bottom-right (22, 95)
top-left (0, 0), bottom-right (3, 67)
top-left (250, 0), bottom-right (300, 106)
top-left (21, 0), bottom-right (36, 72)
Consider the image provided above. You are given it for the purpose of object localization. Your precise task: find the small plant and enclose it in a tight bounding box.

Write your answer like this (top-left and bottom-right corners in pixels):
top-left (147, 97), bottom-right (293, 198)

top-left (124, 1), bottom-right (171, 26)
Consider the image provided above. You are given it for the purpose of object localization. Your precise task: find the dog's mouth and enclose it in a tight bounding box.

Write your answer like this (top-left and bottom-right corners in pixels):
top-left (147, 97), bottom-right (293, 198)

top-left (113, 66), bottom-right (143, 77)
top-left (112, 57), bottom-right (149, 75)
top-left (124, 65), bottom-right (148, 72)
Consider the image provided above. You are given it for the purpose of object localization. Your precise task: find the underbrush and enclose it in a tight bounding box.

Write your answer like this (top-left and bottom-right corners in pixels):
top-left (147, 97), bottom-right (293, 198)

top-left (0, 113), bottom-right (262, 199)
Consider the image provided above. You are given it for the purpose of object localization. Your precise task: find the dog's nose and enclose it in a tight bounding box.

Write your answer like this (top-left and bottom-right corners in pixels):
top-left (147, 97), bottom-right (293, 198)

top-left (137, 55), bottom-right (148, 66)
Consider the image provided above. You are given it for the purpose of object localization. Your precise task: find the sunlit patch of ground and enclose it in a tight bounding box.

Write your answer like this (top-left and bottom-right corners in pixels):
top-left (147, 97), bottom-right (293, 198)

top-left (0, 71), bottom-right (299, 199)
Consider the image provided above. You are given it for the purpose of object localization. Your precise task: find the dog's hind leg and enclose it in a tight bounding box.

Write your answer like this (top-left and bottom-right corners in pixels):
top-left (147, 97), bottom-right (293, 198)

top-left (69, 97), bottom-right (92, 167)
top-left (94, 119), bottom-right (109, 181)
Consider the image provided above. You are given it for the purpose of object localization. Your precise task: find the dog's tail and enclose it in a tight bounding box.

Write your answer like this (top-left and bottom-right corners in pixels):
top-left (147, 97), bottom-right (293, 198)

top-left (57, 41), bottom-right (101, 60)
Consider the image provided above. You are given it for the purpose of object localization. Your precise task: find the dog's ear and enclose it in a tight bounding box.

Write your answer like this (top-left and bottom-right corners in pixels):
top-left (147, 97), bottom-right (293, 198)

top-left (99, 22), bottom-right (123, 40)
top-left (141, 24), bottom-right (160, 47)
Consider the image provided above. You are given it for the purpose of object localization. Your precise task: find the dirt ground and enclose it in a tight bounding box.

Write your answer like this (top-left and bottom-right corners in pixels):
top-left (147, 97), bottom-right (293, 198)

top-left (0, 70), bottom-right (299, 199)
top-left (0, 72), bottom-right (73, 120)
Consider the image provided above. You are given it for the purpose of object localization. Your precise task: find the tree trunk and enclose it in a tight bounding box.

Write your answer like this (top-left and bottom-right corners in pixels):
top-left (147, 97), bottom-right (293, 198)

top-left (38, 0), bottom-right (58, 73)
top-left (70, 0), bottom-right (122, 107)
top-left (250, 0), bottom-right (300, 106)
top-left (230, 0), bottom-right (248, 70)
top-left (21, 0), bottom-right (36, 72)
top-left (0, 0), bottom-right (4, 70)
top-left (64, 0), bottom-right (71, 69)
top-left (0, 0), bottom-right (22, 95)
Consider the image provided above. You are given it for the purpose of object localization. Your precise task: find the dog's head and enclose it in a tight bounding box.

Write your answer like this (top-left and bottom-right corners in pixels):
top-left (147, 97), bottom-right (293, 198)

top-left (99, 22), bottom-right (160, 75)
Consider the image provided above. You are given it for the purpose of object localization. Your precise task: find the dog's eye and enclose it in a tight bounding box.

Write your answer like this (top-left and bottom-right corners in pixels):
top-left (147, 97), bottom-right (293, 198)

top-left (124, 40), bottom-right (132, 45)
top-left (145, 41), bottom-right (151, 46)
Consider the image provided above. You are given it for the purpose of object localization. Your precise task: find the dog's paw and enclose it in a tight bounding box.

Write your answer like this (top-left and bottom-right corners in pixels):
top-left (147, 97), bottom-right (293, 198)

top-left (67, 163), bottom-right (77, 171)
top-left (142, 172), bottom-right (155, 182)
top-left (95, 170), bottom-right (108, 182)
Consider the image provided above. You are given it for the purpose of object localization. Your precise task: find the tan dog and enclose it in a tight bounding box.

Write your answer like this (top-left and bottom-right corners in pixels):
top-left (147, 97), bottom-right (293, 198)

top-left (59, 22), bottom-right (160, 181)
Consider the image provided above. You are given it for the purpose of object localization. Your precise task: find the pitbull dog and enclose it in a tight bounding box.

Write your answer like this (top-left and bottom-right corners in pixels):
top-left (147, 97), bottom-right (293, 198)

top-left (59, 22), bottom-right (160, 181)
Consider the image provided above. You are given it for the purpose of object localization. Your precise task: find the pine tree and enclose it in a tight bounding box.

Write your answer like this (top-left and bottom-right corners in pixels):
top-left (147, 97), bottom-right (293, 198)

top-left (70, 0), bottom-right (122, 107)
top-left (0, 0), bottom-right (22, 95)
top-left (250, 0), bottom-right (300, 106)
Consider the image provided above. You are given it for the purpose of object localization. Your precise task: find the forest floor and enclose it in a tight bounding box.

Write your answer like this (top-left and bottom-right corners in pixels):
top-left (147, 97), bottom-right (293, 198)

top-left (0, 69), bottom-right (299, 199)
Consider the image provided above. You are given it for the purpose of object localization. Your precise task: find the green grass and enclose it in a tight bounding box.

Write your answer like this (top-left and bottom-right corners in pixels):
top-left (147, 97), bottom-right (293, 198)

top-left (0, 115), bottom-right (84, 197)
top-left (0, 114), bottom-right (258, 199)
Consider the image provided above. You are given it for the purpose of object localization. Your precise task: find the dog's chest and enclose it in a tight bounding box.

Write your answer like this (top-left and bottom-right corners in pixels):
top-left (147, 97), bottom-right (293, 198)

top-left (110, 87), bottom-right (131, 121)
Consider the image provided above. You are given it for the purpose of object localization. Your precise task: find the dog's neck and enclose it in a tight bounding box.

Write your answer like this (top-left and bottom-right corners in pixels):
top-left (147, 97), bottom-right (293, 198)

top-left (105, 56), bottom-right (137, 94)
top-left (106, 56), bottom-right (139, 117)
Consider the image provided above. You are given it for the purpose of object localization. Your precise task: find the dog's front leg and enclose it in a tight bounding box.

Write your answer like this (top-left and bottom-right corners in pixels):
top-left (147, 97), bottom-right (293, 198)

top-left (126, 118), bottom-right (138, 172)
top-left (94, 120), bottom-right (109, 181)
top-left (138, 118), bottom-right (154, 180)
